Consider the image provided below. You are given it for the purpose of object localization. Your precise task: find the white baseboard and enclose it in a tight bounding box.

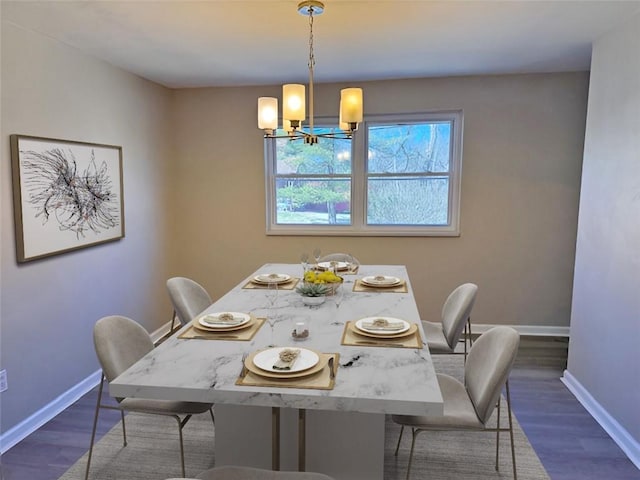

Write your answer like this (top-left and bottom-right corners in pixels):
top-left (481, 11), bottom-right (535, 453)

top-left (0, 369), bottom-right (102, 454)
top-left (561, 370), bottom-right (640, 469)
top-left (470, 323), bottom-right (570, 337)
top-left (0, 321), bottom-right (173, 454)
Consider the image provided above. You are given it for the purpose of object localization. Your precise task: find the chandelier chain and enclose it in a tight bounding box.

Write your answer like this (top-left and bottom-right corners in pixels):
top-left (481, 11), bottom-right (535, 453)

top-left (307, 7), bottom-right (315, 71)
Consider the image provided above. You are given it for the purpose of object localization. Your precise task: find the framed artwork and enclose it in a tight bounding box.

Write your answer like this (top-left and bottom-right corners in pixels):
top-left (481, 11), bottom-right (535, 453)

top-left (10, 135), bottom-right (125, 263)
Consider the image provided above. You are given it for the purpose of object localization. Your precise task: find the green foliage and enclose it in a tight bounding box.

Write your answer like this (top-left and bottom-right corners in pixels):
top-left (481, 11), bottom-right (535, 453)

top-left (276, 131), bottom-right (352, 224)
top-left (367, 178), bottom-right (449, 225)
top-left (274, 122), bottom-right (453, 226)
top-left (296, 282), bottom-right (330, 297)
top-left (278, 132), bottom-right (351, 175)
top-left (278, 183), bottom-right (345, 210)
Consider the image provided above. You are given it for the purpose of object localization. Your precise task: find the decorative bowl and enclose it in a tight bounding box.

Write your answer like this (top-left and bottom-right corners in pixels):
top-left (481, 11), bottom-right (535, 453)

top-left (325, 277), bottom-right (344, 296)
top-left (301, 295), bottom-right (326, 306)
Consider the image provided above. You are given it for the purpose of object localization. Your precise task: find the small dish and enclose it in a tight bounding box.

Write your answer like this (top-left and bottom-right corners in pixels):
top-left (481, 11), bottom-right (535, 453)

top-left (360, 275), bottom-right (402, 287)
top-left (252, 347), bottom-right (319, 374)
top-left (244, 351), bottom-right (328, 379)
top-left (355, 317), bottom-right (410, 335)
top-left (198, 312), bottom-right (251, 329)
top-left (317, 261), bottom-right (349, 272)
top-left (252, 273), bottom-right (292, 285)
top-left (352, 322), bottom-right (418, 339)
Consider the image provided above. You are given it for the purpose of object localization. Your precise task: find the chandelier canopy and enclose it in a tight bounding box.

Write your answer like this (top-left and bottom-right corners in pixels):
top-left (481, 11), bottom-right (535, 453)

top-left (257, 1), bottom-right (363, 145)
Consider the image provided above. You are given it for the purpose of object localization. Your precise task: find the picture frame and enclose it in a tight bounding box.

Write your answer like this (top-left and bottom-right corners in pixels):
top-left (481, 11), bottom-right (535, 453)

top-left (10, 135), bottom-right (125, 263)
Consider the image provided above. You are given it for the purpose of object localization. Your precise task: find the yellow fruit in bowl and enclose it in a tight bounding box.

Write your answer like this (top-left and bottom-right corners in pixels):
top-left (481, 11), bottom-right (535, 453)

top-left (317, 271), bottom-right (340, 283)
top-left (303, 270), bottom-right (342, 286)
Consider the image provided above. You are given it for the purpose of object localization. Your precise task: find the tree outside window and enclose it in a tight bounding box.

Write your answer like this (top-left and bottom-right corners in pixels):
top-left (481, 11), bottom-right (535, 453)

top-left (274, 128), bottom-right (351, 225)
top-left (266, 111), bottom-right (463, 236)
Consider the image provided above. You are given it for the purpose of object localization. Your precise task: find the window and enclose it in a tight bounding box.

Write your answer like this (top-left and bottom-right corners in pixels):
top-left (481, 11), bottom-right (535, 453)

top-left (265, 111), bottom-right (463, 236)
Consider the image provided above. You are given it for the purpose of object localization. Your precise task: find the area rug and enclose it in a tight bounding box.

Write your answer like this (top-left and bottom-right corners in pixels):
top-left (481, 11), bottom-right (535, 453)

top-left (59, 355), bottom-right (549, 480)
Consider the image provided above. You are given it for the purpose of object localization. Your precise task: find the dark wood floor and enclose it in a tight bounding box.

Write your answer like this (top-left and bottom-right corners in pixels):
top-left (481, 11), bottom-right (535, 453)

top-left (1, 336), bottom-right (638, 480)
top-left (509, 337), bottom-right (639, 480)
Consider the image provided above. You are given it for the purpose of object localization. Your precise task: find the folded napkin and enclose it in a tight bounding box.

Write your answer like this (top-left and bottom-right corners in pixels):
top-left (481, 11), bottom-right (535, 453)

top-left (273, 348), bottom-right (300, 370)
top-left (361, 318), bottom-right (405, 331)
top-left (201, 313), bottom-right (243, 326)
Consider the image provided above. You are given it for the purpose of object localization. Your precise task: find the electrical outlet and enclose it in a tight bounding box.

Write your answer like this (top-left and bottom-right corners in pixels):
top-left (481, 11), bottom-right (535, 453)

top-left (0, 369), bottom-right (8, 393)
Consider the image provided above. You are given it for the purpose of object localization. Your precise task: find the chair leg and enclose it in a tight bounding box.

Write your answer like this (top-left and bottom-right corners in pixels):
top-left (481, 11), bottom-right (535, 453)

top-left (495, 395), bottom-right (501, 471)
top-left (120, 409), bottom-right (127, 446)
top-left (405, 428), bottom-right (420, 480)
top-left (84, 374), bottom-right (106, 480)
top-left (463, 322), bottom-right (468, 362)
top-left (506, 381), bottom-right (518, 480)
top-left (169, 311), bottom-right (178, 334)
top-left (209, 407), bottom-right (215, 425)
top-left (173, 415), bottom-right (187, 477)
top-left (394, 425), bottom-right (404, 456)
top-left (464, 317), bottom-right (473, 364)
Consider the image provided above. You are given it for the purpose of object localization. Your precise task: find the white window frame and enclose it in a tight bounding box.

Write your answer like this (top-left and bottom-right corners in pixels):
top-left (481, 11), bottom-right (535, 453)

top-left (265, 110), bottom-right (463, 237)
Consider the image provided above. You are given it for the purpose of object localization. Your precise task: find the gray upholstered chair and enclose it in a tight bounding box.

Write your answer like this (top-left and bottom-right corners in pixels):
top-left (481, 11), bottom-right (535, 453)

top-left (86, 315), bottom-right (215, 480)
top-left (318, 253), bottom-right (352, 262)
top-left (167, 466), bottom-right (336, 480)
top-left (167, 276), bottom-right (213, 332)
top-left (422, 283), bottom-right (478, 361)
top-left (393, 326), bottom-right (520, 480)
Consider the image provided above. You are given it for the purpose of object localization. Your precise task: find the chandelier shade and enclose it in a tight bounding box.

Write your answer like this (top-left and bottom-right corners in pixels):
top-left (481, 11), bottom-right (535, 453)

top-left (257, 97), bottom-right (278, 131)
top-left (340, 88), bottom-right (364, 123)
top-left (282, 84), bottom-right (306, 123)
top-left (257, 1), bottom-right (363, 144)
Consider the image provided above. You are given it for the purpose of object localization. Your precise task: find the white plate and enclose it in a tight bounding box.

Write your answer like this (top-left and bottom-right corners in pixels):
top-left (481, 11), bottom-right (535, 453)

top-left (198, 312), bottom-right (251, 329)
top-left (317, 261), bottom-right (349, 271)
top-left (252, 273), bottom-right (292, 285)
top-left (360, 275), bottom-right (402, 287)
top-left (355, 317), bottom-right (410, 335)
top-left (252, 347), bottom-right (320, 374)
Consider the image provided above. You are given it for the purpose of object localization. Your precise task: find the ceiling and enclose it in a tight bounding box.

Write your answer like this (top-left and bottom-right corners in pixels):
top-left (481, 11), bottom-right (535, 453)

top-left (3, 1), bottom-right (640, 89)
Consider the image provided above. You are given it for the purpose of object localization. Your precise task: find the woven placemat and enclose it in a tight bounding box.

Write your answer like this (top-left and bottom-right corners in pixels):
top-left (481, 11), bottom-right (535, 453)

top-left (242, 278), bottom-right (300, 290)
top-left (236, 353), bottom-right (339, 390)
top-left (352, 279), bottom-right (408, 293)
top-left (341, 321), bottom-right (423, 349)
top-left (178, 317), bottom-right (265, 341)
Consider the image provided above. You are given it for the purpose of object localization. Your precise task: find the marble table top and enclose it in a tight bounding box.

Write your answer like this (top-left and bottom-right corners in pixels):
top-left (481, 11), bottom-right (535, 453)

top-left (110, 264), bottom-right (443, 416)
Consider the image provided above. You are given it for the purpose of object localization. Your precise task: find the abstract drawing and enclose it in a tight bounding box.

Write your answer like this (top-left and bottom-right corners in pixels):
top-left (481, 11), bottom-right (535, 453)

top-left (10, 135), bottom-right (124, 262)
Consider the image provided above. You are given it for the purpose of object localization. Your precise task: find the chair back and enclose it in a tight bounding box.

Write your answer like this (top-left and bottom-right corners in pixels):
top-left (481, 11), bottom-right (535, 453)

top-left (167, 277), bottom-right (212, 326)
top-left (318, 253), bottom-right (359, 264)
top-left (93, 315), bottom-right (154, 383)
top-left (441, 283), bottom-right (478, 348)
top-left (464, 326), bottom-right (520, 424)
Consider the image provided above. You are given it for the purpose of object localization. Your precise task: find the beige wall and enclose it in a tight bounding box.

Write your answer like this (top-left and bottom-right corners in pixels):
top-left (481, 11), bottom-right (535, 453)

top-left (567, 11), bottom-right (640, 444)
top-left (0, 12), bottom-right (589, 437)
top-left (0, 20), bottom-right (173, 430)
top-left (169, 73), bottom-right (588, 330)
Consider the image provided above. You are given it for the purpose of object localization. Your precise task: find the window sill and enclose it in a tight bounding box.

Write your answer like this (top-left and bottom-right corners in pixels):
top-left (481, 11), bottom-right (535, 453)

top-left (266, 225), bottom-right (461, 237)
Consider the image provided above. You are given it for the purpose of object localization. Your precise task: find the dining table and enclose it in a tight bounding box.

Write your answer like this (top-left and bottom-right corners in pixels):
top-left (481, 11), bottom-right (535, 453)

top-left (110, 263), bottom-right (443, 480)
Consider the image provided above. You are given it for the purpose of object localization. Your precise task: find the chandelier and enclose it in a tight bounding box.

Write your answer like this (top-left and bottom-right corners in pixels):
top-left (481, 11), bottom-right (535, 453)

top-left (257, 1), bottom-right (363, 145)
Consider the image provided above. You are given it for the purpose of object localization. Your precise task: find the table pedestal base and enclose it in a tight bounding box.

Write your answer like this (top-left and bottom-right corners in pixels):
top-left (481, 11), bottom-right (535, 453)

top-left (215, 405), bottom-right (385, 480)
